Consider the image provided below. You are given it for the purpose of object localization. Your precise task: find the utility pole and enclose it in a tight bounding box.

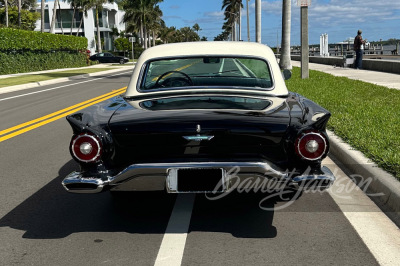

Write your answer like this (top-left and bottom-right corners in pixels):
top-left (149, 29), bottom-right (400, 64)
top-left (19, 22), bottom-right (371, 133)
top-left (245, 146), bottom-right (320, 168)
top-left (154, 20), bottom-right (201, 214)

top-left (255, 0), bottom-right (261, 43)
top-left (246, 0), bottom-right (250, 41)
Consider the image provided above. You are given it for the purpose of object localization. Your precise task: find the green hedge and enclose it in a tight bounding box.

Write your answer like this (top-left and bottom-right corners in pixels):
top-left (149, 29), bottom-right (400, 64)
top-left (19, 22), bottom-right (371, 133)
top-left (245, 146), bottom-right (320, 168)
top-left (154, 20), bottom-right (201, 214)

top-left (0, 28), bottom-right (87, 51)
top-left (0, 28), bottom-right (88, 74)
top-left (0, 51), bottom-right (87, 74)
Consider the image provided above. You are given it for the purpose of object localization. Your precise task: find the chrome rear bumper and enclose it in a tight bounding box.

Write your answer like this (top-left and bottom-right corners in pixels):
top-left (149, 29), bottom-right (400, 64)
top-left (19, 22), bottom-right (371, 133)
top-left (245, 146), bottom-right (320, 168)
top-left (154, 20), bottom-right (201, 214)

top-left (62, 162), bottom-right (335, 194)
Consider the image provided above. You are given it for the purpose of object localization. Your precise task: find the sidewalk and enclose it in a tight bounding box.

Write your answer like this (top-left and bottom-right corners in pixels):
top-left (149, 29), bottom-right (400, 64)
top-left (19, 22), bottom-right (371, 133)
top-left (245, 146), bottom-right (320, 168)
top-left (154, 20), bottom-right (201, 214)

top-left (291, 61), bottom-right (400, 90)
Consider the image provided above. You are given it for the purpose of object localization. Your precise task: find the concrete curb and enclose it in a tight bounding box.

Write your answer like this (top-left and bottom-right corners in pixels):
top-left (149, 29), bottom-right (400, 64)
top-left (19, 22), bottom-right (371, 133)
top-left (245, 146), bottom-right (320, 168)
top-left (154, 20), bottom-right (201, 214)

top-left (0, 66), bottom-right (133, 95)
top-left (328, 130), bottom-right (400, 213)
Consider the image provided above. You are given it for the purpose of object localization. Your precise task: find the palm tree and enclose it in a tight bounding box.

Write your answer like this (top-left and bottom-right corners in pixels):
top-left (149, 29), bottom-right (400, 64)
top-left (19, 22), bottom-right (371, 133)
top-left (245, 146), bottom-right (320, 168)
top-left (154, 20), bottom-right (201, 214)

top-left (192, 23), bottom-right (201, 35)
top-left (91, 0), bottom-right (113, 52)
top-left (50, 0), bottom-right (59, 33)
top-left (222, 21), bottom-right (232, 40)
top-left (222, 0), bottom-right (243, 41)
top-left (65, 0), bottom-right (79, 34)
top-left (160, 25), bottom-right (175, 44)
top-left (4, 0), bottom-right (9, 27)
top-left (40, 0), bottom-right (44, 32)
top-left (58, 0), bottom-right (64, 34)
top-left (75, 0), bottom-right (91, 36)
top-left (121, 0), bottom-right (163, 49)
top-left (255, 0), bottom-right (261, 43)
top-left (147, 5), bottom-right (163, 47)
top-left (279, 0), bottom-right (292, 69)
top-left (17, 0), bottom-right (21, 28)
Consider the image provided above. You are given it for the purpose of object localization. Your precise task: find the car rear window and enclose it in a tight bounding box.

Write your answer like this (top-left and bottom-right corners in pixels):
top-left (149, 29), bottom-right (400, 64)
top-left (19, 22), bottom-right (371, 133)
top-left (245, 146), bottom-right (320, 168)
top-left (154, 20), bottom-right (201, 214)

top-left (140, 57), bottom-right (273, 91)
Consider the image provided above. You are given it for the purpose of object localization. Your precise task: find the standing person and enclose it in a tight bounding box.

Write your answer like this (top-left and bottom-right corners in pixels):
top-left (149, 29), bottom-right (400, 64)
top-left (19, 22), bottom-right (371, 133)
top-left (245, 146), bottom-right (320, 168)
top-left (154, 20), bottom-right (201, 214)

top-left (354, 29), bottom-right (365, 69)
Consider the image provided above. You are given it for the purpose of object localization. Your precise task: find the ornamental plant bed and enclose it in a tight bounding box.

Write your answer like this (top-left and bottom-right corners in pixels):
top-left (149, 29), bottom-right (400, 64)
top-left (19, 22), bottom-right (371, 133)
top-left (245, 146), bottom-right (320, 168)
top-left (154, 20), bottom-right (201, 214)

top-left (286, 67), bottom-right (400, 180)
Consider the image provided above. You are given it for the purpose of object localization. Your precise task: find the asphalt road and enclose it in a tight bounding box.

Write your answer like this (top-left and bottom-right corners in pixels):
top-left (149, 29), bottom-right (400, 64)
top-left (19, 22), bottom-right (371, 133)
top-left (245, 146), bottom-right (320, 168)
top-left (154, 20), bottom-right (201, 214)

top-left (0, 68), bottom-right (397, 266)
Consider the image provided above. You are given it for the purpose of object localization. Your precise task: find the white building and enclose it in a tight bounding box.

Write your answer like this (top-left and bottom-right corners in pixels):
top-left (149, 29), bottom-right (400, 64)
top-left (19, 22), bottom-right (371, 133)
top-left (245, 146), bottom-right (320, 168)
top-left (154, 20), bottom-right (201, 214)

top-left (35, 1), bottom-right (126, 54)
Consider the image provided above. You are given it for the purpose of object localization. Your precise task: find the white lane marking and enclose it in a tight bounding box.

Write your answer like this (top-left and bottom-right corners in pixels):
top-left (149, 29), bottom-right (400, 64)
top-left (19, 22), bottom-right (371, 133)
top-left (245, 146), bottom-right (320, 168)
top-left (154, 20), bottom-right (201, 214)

top-left (233, 59), bottom-right (251, 77)
top-left (0, 71), bottom-right (131, 102)
top-left (154, 194), bottom-right (195, 266)
top-left (219, 58), bottom-right (225, 73)
top-left (324, 157), bottom-right (400, 266)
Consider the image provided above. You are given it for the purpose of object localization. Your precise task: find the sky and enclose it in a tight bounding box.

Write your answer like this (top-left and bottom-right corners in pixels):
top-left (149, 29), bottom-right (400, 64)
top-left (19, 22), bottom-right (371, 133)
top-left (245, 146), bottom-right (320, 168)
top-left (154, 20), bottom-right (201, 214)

top-left (159, 0), bottom-right (400, 45)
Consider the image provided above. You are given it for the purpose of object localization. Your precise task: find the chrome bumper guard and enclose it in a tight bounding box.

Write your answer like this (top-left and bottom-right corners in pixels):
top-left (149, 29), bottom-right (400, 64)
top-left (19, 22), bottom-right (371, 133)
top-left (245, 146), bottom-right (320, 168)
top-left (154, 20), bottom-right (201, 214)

top-left (62, 162), bottom-right (335, 194)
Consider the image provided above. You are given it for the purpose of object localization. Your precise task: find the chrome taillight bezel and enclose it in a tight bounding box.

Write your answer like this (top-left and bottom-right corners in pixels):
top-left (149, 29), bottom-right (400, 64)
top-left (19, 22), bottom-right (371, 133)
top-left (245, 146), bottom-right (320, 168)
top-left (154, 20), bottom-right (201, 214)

top-left (295, 131), bottom-right (328, 161)
top-left (71, 133), bottom-right (102, 163)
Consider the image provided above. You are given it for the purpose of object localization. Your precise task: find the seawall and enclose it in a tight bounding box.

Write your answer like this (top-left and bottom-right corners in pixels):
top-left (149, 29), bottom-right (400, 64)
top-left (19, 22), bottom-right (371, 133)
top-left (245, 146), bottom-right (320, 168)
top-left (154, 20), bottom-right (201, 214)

top-left (288, 55), bottom-right (400, 75)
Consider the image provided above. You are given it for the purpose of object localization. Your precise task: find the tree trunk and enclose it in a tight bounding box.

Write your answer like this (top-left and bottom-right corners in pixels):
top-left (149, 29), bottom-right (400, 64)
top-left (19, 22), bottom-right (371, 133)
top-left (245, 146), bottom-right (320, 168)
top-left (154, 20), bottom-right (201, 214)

top-left (148, 31), bottom-right (151, 48)
top-left (76, 15), bottom-right (83, 36)
top-left (255, 0), bottom-right (261, 43)
top-left (5, 0), bottom-right (8, 27)
top-left (143, 26), bottom-right (148, 49)
top-left (140, 22), bottom-right (144, 48)
top-left (279, 0), bottom-right (292, 70)
top-left (152, 31), bottom-right (156, 47)
top-left (70, 6), bottom-right (76, 35)
top-left (58, 0), bottom-right (64, 34)
top-left (246, 0), bottom-right (250, 41)
top-left (233, 22), bottom-right (236, 41)
top-left (96, 8), bottom-right (102, 53)
top-left (18, 0), bottom-right (21, 28)
top-left (50, 0), bottom-right (59, 34)
top-left (41, 0), bottom-right (45, 32)
top-left (238, 5), bottom-right (241, 41)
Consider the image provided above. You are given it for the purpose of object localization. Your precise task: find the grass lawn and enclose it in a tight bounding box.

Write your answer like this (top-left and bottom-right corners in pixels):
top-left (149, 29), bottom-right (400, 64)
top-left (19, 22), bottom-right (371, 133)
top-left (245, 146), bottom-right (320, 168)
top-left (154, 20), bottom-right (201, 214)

top-left (286, 67), bottom-right (400, 179)
top-left (0, 68), bottom-right (111, 88)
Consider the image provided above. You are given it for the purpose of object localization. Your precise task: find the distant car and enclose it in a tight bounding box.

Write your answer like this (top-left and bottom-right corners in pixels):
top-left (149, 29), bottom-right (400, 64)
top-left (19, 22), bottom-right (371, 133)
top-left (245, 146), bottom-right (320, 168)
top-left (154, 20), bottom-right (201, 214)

top-left (62, 42), bottom-right (335, 195)
top-left (89, 52), bottom-right (129, 64)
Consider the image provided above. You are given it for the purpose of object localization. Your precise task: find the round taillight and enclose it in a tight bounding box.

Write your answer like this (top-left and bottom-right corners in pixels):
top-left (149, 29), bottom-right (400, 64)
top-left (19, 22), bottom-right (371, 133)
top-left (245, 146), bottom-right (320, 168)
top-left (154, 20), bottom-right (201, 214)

top-left (295, 132), bottom-right (327, 160)
top-left (71, 134), bottom-right (102, 162)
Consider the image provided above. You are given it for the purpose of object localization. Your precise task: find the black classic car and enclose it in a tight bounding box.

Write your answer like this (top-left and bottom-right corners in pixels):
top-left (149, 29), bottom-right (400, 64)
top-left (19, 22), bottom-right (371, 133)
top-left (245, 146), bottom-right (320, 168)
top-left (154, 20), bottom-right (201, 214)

top-left (62, 42), bottom-right (335, 195)
top-left (89, 52), bottom-right (129, 64)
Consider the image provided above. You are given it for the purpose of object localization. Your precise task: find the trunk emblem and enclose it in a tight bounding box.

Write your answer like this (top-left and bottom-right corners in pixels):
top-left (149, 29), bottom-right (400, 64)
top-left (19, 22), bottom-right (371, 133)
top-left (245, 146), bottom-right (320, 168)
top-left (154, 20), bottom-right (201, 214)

top-left (183, 135), bottom-right (214, 142)
top-left (184, 124), bottom-right (213, 141)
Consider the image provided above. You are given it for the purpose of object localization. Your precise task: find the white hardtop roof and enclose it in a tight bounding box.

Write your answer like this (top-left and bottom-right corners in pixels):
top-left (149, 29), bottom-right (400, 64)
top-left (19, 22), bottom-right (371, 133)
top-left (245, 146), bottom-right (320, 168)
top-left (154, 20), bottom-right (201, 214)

top-left (125, 42), bottom-right (289, 97)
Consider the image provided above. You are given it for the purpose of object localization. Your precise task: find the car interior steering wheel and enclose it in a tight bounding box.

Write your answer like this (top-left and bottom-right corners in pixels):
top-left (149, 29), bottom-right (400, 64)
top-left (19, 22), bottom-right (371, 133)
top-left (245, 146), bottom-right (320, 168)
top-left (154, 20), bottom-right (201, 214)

top-left (155, 70), bottom-right (193, 88)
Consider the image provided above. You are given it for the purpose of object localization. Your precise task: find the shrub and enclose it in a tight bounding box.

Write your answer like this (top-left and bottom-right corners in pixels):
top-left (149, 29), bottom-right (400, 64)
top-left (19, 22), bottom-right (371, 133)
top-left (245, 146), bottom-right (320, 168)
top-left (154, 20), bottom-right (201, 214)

top-left (0, 28), bottom-right (87, 52)
top-left (0, 51), bottom-right (87, 74)
top-left (0, 28), bottom-right (88, 74)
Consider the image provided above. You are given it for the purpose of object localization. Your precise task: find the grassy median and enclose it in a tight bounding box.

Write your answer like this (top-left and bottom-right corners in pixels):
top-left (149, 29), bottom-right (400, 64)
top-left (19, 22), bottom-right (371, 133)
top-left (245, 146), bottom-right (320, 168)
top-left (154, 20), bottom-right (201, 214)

top-left (0, 68), bottom-right (111, 88)
top-left (286, 67), bottom-right (400, 179)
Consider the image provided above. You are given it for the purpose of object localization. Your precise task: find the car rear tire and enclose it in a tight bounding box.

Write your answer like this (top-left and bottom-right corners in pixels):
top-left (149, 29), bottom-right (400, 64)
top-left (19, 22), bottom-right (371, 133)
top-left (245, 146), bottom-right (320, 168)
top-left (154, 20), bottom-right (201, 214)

top-left (119, 59), bottom-right (125, 64)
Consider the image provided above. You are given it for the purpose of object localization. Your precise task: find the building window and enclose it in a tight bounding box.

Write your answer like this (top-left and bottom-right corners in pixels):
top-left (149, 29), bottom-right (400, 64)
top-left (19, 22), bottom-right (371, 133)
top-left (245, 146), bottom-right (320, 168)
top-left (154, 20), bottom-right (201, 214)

top-left (55, 9), bottom-right (83, 29)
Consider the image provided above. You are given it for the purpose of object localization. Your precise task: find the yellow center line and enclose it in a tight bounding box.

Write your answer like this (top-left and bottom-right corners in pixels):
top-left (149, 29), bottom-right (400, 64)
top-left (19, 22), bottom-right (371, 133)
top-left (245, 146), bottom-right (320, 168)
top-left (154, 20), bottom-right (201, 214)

top-left (151, 60), bottom-right (201, 82)
top-left (0, 88), bottom-right (126, 143)
top-left (0, 87), bottom-right (126, 137)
